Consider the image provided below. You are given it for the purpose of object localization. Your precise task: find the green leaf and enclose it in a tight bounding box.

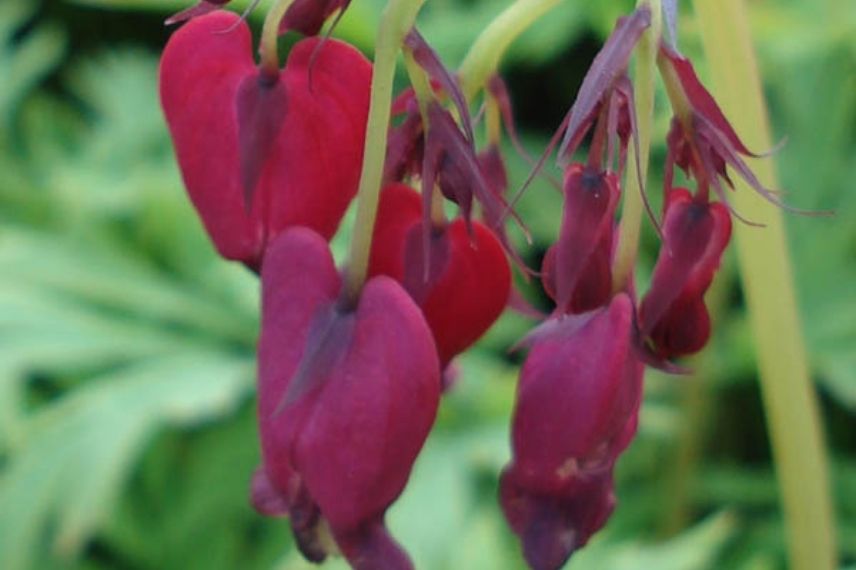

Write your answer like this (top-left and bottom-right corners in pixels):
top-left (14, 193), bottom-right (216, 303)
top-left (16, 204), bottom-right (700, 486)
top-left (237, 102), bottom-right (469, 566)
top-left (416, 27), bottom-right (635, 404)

top-left (0, 352), bottom-right (253, 570)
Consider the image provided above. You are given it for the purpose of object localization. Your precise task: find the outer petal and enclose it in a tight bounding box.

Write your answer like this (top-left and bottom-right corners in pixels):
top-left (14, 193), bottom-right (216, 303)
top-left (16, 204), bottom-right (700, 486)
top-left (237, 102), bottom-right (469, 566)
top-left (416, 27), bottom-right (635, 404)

top-left (160, 11), bottom-right (259, 262)
top-left (258, 229), bottom-right (439, 567)
top-left (510, 294), bottom-right (642, 494)
top-left (368, 185), bottom-right (511, 368)
top-left (418, 220), bottom-right (511, 367)
top-left (292, 275), bottom-right (440, 531)
top-left (257, 228), bottom-right (341, 497)
top-left (264, 36), bottom-right (372, 243)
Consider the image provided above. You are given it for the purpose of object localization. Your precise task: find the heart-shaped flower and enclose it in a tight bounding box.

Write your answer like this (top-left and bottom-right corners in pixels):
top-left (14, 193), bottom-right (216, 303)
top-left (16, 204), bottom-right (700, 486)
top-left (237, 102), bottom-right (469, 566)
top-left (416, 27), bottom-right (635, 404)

top-left (368, 184), bottom-right (511, 369)
top-left (639, 188), bottom-right (732, 358)
top-left (254, 227), bottom-right (440, 568)
top-left (500, 293), bottom-right (644, 569)
top-left (160, 11), bottom-right (371, 267)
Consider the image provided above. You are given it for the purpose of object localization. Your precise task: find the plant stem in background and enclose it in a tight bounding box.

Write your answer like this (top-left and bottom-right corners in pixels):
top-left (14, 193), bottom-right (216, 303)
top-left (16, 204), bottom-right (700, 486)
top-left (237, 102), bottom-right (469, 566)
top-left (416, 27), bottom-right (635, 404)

top-left (458, 0), bottom-right (563, 101)
top-left (693, 1), bottom-right (837, 568)
top-left (659, 266), bottom-right (732, 535)
top-left (612, 0), bottom-right (660, 293)
top-left (343, 0), bottom-right (428, 304)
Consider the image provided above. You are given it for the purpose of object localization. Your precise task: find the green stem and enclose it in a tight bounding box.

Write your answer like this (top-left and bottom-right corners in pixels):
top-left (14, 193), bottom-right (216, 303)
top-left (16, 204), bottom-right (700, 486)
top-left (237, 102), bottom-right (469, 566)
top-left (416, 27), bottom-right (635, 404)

top-left (403, 51), bottom-right (433, 122)
top-left (611, 0), bottom-right (661, 293)
top-left (458, 0), bottom-right (563, 101)
top-left (485, 93), bottom-right (502, 145)
top-left (693, 1), bottom-right (837, 568)
top-left (343, 0), bottom-right (428, 304)
top-left (659, 265), bottom-right (732, 536)
top-left (259, 0), bottom-right (297, 75)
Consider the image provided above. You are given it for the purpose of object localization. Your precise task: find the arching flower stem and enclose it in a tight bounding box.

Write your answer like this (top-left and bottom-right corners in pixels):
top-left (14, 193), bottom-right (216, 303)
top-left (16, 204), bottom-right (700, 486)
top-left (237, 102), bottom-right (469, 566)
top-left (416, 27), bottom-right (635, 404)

top-left (343, 0), bottom-right (428, 305)
top-left (458, 0), bottom-right (564, 102)
top-left (260, 0), bottom-right (298, 76)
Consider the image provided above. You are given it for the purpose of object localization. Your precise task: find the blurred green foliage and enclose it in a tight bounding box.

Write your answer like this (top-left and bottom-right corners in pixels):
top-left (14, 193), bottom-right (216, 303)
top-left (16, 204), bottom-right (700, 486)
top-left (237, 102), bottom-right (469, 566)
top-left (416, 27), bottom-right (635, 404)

top-left (0, 0), bottom-right (853, 569)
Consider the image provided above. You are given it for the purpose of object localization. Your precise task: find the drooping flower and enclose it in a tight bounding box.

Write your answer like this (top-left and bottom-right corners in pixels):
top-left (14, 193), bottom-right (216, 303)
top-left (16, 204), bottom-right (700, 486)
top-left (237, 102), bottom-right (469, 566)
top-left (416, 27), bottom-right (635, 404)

top-left (500, 294), bottom-right (644, 569)
top-left (368, 184), bottom-right (511, 370)
top-left (639, 188), bottom-right (732, 358)
top-left (253, 227), bottom-right (440, 569)
top-left (160, 11), bottom-right (371, 267)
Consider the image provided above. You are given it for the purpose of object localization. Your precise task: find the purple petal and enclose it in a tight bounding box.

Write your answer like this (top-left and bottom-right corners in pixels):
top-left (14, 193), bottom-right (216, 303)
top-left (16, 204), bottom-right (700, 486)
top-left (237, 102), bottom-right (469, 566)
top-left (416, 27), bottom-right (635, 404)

top-left (557, 6), bottom-right (651, 164)
top-left (236, 73), bottom-right (289, 211)
top-left (404, 28), bottom-right (475, 145)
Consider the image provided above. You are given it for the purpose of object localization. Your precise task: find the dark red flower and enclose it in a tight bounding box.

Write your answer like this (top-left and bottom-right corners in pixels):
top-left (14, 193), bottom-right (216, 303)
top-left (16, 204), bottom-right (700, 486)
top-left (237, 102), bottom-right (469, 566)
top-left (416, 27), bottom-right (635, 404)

top-left (159, 11), bottom-right (371, 267)
top-left (368, 184), bottom-right (511, 370)
top-left (500, 294), bottom-right (644, 569)
top-left (254, 227), bottom-right (440, 569)
top-left (540, 165), bottom-right (620, 315)
top-left (639, 188), bottom-right (732, 358)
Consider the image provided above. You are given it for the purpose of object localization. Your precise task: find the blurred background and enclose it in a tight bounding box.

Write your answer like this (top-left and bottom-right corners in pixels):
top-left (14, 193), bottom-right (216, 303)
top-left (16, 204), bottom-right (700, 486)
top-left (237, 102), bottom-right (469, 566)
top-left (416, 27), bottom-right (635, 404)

top-left (0, 0), bottom-right (853, 568)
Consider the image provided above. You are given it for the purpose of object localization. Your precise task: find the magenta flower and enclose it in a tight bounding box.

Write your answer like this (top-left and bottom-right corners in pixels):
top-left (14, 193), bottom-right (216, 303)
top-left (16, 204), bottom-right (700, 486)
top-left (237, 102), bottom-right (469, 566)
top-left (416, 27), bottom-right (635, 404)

top-left (160, 12), bottom-right (371, 267)
top-left (367, 184), bottom-right (511, 370)
top-left (500, 294), bottom-right (644, 569)
top-left (639, 188), bottom-right (732, 358)
top-left (252, 227), bottom-right (440, 569)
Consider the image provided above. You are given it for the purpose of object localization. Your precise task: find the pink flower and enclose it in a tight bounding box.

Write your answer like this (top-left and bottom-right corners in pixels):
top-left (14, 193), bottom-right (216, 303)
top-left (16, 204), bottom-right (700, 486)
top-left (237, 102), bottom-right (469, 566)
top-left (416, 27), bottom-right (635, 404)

top-left (500, 294), bottom-right (644, 569)
top-left (160, 12), bottom-right (371, 267)
top-left (252, 228), bottom-right (440, 569)
top-left (639, 188), bottom-right (732, 358)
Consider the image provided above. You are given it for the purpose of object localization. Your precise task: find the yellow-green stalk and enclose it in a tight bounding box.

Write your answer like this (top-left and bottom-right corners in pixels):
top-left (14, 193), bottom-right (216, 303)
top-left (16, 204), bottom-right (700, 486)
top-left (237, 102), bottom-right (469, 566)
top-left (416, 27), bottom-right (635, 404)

top-left (343, 0), bottom-right (428, 303)
top-left (458, 0), bottom-right (563, 101)
top-left (693, 1), bottom-right (837, 568)
top-left (260, 0), bottom-right (297, 74)
top-left (612, 0), bottom-right (660, 293)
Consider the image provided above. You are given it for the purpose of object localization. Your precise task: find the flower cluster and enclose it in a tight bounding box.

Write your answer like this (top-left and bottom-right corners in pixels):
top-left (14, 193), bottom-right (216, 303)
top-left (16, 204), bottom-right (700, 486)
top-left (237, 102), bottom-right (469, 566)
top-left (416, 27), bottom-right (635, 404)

top-left (159, 2), bottom-right (784, 568)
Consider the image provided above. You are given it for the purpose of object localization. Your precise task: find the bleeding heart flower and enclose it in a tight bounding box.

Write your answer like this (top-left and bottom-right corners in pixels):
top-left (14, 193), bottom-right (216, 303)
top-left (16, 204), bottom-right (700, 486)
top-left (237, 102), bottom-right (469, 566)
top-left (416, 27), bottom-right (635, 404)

top-left (368, 184), bottom-right (511, 369)
top-left (639, 188), bottom-right (732, 358)
top-left (160, 11), bottom-right (371, 267)
top-left (254, 227), bottom-right (440, 569)
top-left (500, 293), bottom-right (644, 569)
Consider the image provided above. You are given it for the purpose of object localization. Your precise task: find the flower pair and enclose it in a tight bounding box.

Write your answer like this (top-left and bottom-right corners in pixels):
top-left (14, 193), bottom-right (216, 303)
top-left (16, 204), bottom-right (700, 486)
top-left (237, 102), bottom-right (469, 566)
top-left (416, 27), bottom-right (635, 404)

top-left (160, 10), bottom-right (514, 567)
